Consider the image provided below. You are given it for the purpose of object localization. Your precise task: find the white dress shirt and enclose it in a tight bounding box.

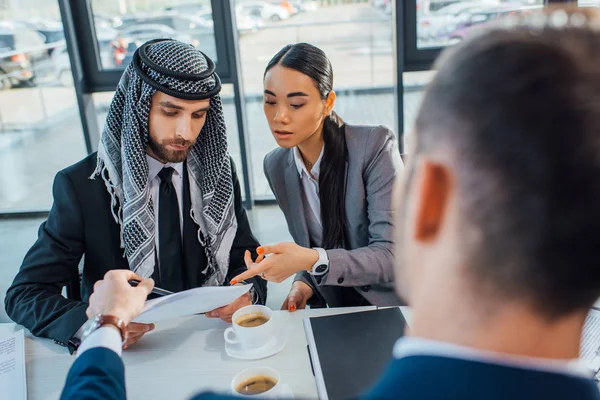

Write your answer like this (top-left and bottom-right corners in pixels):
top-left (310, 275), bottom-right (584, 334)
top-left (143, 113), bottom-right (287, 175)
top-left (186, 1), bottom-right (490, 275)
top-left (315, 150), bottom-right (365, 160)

top-left (77, 326), bottom-right (122, 358)
top-left (293, 146), bottom-right (324, 247)
top-left (146, 154), bottom-right (184, 263)
top-left (393, 336), bottom-right (592, 379)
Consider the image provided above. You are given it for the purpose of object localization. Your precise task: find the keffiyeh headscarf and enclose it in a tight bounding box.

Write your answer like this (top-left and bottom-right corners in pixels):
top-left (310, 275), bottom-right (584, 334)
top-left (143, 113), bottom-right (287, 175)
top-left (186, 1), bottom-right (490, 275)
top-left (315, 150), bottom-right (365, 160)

top-left (91, 39), bottom-right (237, 286)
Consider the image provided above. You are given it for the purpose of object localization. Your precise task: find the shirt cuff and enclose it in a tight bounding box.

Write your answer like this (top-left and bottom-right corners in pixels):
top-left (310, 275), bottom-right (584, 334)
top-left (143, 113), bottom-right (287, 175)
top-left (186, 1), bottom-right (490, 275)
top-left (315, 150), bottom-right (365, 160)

top-left (76, 326), bottom-right (123, 358)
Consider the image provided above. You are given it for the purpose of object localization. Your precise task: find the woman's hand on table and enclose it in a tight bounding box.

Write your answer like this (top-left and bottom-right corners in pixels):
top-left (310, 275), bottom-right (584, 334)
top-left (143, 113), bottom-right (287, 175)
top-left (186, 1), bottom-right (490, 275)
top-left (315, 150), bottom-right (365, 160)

top-left (281, 281), bottom-right (314, 312)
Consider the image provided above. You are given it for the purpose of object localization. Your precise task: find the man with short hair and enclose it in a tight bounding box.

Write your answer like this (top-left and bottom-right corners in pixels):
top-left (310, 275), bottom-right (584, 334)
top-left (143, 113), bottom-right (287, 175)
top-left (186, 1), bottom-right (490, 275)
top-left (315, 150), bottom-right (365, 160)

top-left (369, 9), bottom-right (600, 399)
top-left (5, 39), bottom-right (266, 354)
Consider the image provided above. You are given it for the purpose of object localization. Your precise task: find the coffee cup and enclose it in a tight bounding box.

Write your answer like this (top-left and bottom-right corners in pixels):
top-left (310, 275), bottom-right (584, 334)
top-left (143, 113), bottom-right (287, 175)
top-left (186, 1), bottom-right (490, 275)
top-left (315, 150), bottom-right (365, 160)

top-left (230, 366), bottom-right (281, 398)
top-left (224, 305), bottom-right (274, 349)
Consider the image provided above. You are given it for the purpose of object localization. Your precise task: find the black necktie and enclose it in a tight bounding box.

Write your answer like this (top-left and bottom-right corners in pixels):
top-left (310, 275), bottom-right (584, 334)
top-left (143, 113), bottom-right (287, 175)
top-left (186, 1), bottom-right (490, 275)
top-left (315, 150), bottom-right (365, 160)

top-left (156, 167), bottom-right (184, 292)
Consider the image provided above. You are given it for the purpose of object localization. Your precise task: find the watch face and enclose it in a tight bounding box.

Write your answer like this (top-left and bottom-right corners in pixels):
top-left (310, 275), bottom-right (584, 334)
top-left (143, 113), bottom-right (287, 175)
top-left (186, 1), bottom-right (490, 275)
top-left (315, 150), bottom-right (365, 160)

top-left (315, 264), bottom-right (328, 274)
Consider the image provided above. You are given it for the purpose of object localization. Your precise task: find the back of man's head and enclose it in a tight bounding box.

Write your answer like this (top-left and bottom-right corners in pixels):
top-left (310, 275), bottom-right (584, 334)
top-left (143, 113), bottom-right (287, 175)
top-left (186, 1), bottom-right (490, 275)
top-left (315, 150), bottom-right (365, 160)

top-left (411, 9), bottom-right (600, 319)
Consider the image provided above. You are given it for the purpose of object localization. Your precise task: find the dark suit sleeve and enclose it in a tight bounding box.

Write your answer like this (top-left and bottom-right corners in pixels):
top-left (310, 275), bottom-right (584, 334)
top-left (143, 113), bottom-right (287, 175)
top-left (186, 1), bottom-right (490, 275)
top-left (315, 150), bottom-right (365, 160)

top-left (225, 159), bottom-right (267, 304)
top-left (4, 170), bottom-right (88, 347)
top-left (60, 347), bottom-right (126, 400)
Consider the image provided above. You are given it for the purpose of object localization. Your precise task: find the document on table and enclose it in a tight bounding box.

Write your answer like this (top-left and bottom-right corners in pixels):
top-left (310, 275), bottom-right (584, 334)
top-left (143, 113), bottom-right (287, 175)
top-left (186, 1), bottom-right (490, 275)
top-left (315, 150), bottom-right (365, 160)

top-left (580, 307), bottom-right (600, 374)
top-left (0, 327), bottom-right (26, 400)
top-left (134, 284), bottom-right (253, 323)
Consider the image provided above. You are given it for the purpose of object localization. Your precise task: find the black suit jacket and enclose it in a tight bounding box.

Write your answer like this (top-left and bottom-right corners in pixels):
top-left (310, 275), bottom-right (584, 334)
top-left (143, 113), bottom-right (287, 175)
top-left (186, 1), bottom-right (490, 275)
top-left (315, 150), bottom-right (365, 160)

top-left (5, 153), bottom-right (266, 350)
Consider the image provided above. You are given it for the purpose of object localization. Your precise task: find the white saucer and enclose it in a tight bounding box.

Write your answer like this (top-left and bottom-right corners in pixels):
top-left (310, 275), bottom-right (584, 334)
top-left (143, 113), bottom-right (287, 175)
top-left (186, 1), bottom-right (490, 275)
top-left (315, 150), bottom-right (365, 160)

top-left (229, 383), bottom-right (294, 399)
top-left (225, 327), bottom-right (288, 360)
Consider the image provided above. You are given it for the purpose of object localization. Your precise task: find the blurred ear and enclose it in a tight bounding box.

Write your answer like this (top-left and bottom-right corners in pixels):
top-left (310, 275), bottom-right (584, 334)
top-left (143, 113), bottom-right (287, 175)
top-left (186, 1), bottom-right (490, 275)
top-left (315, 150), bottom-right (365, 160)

top-left (413, 160), bottom-right (451, 241)
top-left (324, 91), bottom-right (336, 115)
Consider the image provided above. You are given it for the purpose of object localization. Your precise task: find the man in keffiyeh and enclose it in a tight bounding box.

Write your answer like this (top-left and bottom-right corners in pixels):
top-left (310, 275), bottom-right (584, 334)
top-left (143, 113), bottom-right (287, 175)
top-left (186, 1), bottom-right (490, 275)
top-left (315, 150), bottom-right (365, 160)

top-left (5, 39), bottom-right (267, 353)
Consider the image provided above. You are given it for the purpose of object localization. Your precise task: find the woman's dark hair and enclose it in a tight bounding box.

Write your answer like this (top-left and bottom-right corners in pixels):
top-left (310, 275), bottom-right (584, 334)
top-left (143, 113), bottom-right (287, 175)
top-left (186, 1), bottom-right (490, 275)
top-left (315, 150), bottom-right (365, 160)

top-left (265, 43), bottom-right (348, 249)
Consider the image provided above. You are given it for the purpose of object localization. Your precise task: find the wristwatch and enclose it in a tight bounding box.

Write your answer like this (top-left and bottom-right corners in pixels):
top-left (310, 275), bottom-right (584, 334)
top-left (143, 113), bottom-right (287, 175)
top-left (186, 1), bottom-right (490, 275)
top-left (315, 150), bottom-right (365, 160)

top-left (236, 281), bottom-right (259, 304)
top-left (69, 314), bottom-right (127, 351)
top-left (309, 247), bottom-right (330, 276)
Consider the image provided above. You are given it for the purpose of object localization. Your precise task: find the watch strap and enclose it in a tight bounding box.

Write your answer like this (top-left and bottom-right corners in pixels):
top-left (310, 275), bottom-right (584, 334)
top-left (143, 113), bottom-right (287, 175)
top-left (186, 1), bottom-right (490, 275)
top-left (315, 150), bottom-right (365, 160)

top-left (97, 315), bottom-right (127, 342)
top-left (309, 247), bottom-right (330, 276)
top-left (237, 281), bottom-right (259, 304)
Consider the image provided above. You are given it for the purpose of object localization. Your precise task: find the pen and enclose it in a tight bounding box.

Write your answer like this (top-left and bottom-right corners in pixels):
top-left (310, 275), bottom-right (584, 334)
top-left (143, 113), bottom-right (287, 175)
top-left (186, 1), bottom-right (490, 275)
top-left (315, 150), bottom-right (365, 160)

top-left (128, 279), bottom-right (173, 297)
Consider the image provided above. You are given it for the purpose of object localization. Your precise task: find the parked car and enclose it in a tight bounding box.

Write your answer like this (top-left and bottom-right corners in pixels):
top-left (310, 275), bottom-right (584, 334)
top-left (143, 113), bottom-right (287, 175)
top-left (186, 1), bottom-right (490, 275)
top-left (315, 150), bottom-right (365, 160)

top-left (235, 12), bottom-right (264, 34)
top-left (50, 44), bottom-right (72, 86)
top-left (289, 1), bottom-right (319, 12)
top-left (94, 12), bottom-right (123, 29)
top-left (416, 0), bottom-right (462, 16)
top-left (36, 27), bottom-right (65, 46)
top-left (0, 26), bottom-right (51, 90)
top-left (111, 25), bottom-right (197, 67)
top-left (448, 4), bottom-right (540, 43)
top-left (114, 12), bottom-right (216, 66)
top-left (280, 0), bottom-right (300, 15)
top-left (370, 0), bottom-right (388, 9)
top-left (235, 1), bottom-right (290, 22)
top-left (371, 0), bottom-right (393, 14)
top-left (164, 3), bottom-right (209, 15)
top-left (96, 26), bottom-right (120, 69)
top-left (114, 13), bottom-right (155, 30)
top-left (18, 20), bottom-right (64, 44)
top-left (119, 24), bottom-right (197, 46)
top-left (418, 1), bottom-right (498, 45)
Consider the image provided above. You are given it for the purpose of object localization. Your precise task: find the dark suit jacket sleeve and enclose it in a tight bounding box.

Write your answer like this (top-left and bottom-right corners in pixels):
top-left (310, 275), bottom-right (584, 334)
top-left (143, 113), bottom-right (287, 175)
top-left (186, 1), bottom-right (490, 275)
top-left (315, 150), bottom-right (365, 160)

top-left (60, 347), bottom-right (126, 400)
top-left (224, 159), bottom-right (267, 304)
top-left (4, 170), bottom-right (88, 347)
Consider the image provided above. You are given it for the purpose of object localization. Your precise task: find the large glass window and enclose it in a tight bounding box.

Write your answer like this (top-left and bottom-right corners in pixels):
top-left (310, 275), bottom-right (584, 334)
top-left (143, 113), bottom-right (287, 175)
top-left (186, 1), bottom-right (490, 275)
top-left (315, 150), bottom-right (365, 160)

top-left (0, 2), bottom-right (85, 211)
top-left (416, 0), bottom-right (544, 49)
top-left (90, 0), bottom-right (218, 70)
top-left (235, 0), bottom-right (396, 199)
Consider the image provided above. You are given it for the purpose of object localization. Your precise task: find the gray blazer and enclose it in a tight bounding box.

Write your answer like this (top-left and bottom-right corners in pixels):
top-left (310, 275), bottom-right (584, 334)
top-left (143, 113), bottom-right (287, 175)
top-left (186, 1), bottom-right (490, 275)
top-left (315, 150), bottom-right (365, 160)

top-left (263, 124), bottom-right (404, 307)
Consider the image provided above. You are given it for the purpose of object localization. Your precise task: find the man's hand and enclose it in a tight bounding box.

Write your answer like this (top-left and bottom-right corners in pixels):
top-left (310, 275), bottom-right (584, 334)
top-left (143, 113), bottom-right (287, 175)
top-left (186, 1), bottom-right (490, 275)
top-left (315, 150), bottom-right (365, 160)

top-left (86, 270), bottom-right (154, 326)
top-left (280, 281), bottom-right (313, 312)
top-left (122, 322), bottom-right (155, 350)
top-left (205, 292), bottom-right (252, 323)
top-left (231, 243), bottom-right (319, 284)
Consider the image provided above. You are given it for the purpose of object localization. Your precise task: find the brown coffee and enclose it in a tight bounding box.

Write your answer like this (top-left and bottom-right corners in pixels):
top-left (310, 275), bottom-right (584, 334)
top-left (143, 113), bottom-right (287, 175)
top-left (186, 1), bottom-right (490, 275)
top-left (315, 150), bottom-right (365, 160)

top-left (235, 313), bottom-right (269, 328)
top-left (235, 376), bottom-right (277, 395)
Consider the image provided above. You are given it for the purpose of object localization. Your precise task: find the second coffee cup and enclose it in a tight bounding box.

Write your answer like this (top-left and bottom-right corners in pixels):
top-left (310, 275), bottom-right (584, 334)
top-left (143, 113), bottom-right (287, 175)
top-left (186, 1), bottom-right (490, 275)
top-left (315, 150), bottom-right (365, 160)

top-left (224, 305), bottom-right (274, 349)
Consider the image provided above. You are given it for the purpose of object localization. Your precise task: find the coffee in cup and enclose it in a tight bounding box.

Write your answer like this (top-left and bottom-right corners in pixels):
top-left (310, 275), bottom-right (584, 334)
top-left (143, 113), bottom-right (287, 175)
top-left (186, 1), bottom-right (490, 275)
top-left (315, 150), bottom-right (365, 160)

top-left (231, 367), bottom-right (281, 398)
top-left (235, 313), bottom-right (270, 328)
top-left (235, 375), bottom-right (277, 395)
top-left (224, 305), bottom-right (274, 349)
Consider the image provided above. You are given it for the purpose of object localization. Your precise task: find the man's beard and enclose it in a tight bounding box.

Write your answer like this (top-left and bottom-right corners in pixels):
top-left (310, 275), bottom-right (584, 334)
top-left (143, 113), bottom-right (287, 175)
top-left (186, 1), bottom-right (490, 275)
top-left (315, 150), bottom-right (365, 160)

top-left (148, 135), bottom-right (194, 163)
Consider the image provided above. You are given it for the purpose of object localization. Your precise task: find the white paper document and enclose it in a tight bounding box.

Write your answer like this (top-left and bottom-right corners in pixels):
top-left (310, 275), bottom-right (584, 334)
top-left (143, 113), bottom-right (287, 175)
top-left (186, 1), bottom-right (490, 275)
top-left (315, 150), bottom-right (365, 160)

top-left (133, 284), bottom-right (252, 323)
top-left (0, 328), bottom-right (26, 400)
top-left (580, 308), bottom-right (600, 374)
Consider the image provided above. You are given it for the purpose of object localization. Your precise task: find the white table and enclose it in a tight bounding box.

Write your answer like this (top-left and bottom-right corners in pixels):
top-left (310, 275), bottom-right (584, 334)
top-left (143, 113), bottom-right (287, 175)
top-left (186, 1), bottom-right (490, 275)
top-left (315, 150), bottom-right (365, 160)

top-left (25, 306), bottom-right (410, 400)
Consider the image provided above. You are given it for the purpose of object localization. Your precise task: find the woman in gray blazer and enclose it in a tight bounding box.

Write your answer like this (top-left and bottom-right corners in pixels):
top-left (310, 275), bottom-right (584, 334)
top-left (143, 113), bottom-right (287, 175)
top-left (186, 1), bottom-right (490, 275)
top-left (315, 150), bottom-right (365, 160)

top-left (231, 43), bottom-right (404, 310)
